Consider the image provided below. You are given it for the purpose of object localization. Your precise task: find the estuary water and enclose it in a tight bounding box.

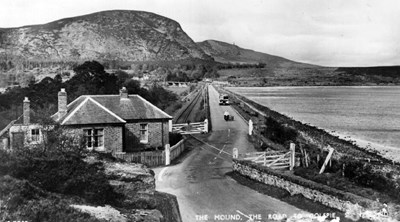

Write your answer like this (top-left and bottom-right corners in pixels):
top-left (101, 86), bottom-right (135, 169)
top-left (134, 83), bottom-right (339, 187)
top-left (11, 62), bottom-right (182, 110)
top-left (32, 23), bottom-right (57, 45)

top-left (228, 86), bottom-right (400, 160)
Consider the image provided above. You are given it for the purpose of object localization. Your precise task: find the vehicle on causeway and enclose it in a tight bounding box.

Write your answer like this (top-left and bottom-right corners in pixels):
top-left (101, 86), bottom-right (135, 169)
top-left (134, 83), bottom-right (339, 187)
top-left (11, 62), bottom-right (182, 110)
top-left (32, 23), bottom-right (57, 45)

top-left (219, 94), bottom-right (230, 105)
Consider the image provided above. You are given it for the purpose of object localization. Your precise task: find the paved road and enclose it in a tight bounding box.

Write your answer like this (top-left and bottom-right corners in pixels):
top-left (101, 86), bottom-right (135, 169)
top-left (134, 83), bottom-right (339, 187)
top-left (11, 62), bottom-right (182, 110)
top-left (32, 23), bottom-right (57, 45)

top-left (154, 85), bottom-right (306, 222)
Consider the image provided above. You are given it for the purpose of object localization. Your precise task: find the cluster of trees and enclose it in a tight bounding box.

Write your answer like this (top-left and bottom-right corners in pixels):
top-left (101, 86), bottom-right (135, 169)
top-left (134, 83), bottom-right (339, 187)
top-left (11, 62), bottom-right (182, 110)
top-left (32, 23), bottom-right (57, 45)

top-left (0, 55), bottom-right (80, 71)
top-left (0, 72), bottom-right (35, 88)
top-left (0, 60), bottom-right (179, 114)
top-left (163, 64), bottom-right (219, 82)
top-left (218, 62), bottom-right (266, 70)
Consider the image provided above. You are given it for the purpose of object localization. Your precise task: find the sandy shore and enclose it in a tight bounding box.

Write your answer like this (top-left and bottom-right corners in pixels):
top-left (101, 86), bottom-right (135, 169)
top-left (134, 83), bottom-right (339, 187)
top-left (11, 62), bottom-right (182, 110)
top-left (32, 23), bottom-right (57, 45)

top-left (331, 132), bottom-right (400, 163)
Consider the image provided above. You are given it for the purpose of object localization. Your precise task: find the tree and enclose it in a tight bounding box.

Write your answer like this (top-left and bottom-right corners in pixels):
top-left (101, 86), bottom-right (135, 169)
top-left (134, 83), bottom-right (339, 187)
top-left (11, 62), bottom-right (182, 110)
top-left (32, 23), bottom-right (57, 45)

top-left (123, 79), bottom-right (143, 95)
top-left (114, 70), bottom-right (130, 88)
top-left (67, 61), bottom-right (119, 101)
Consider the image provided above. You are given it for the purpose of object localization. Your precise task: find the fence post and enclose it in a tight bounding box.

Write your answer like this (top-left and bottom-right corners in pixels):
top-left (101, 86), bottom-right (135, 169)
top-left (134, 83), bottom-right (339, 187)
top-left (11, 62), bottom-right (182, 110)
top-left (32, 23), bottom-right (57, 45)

top-left (290, 143), bottom-right (296, 170)
top-left (168, 119), bottom-right (172, 132)
top-left (2, 138), bottom-right (9, 150)
top-left (319, 147), bottom-right (334, 174)
top-left (204, 119), bottom-right (208, 133)
top-left (141, 152), bottom-right (145, 164)
top-left (165, 144), bottom-right (171, 165)
top-left (249, 119), bottom-right (253, 135)
top-left (263, 152), bottom-right (266, 166)
top-left (233, 148), bottom-right (238, 159)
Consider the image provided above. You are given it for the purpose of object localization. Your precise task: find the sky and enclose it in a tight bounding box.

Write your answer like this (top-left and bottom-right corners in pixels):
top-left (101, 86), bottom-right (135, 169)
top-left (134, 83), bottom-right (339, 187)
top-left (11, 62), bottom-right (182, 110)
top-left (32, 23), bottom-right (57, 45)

top-left (1, 0), bottom-right (400, 67)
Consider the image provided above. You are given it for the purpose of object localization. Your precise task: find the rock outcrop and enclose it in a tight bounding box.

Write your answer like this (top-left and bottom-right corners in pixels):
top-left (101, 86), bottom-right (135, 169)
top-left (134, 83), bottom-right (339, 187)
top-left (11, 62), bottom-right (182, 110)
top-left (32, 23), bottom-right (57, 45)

top-left (0, 10), bottom-right (211, 62)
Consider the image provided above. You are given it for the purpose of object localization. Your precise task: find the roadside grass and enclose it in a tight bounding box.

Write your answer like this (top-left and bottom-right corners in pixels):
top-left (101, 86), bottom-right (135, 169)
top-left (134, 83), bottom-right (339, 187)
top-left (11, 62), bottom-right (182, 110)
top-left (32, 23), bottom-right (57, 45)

top-left (294, 167), bottom-right (398, 205)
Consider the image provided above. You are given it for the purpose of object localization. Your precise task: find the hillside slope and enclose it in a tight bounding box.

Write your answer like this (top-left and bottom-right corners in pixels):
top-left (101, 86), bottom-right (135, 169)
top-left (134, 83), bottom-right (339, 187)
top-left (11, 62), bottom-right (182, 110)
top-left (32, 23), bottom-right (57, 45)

top-left (0, 10), bottom-right (211, 62)
top-left (197, 39), bottom-right (314, 68)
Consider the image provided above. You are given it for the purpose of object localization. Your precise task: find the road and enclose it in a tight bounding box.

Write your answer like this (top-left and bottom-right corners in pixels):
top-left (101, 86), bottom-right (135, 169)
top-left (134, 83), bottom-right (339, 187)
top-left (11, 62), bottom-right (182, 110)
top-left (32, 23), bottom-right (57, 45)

top-left (154, 85), bottom-right (307, 222)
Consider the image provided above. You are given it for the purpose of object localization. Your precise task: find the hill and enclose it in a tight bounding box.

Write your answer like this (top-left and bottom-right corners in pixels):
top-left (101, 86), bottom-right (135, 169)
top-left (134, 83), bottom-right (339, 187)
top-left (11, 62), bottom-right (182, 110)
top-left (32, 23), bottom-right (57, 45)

top-left (0, 10), bottom-right (212, 62)
top-left (1, 10), bottom-right (399, 87)
top-left (197, 39), bottom-right (314, 68)
top-left (198, 40), bottom-right (400, 86)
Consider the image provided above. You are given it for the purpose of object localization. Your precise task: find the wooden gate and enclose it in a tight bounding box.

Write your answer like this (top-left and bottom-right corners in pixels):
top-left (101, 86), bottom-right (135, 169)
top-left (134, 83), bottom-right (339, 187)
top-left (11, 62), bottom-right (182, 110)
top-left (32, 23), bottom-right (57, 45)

top-left (237, 150), bottom-right (294, 170)
top-left (172, 119), bottom-right (208, 134)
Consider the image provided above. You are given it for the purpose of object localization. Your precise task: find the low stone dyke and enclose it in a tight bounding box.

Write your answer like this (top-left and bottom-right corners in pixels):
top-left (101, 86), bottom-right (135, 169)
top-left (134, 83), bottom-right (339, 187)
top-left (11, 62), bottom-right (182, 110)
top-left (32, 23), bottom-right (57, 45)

top-left (233, 159), bottom-right (398, 221)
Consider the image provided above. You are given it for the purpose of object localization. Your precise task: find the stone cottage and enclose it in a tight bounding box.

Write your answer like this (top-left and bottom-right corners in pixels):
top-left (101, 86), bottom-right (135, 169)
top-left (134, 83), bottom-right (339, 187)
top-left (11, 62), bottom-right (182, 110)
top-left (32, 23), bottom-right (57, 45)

top-left (6, 97), bottom-right (45, 149)
top-left (51, 87), bottom-right (173, 153)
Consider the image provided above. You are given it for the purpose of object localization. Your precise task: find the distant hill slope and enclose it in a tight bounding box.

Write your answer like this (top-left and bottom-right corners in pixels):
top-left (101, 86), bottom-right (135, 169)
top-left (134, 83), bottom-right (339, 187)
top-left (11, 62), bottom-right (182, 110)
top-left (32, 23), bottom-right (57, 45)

top-left (0, 10), bottom-right (212, 62)
top-left (197, 39), bottom-right (315, 68)
top-left (200, 41), bottom-right (400, 86)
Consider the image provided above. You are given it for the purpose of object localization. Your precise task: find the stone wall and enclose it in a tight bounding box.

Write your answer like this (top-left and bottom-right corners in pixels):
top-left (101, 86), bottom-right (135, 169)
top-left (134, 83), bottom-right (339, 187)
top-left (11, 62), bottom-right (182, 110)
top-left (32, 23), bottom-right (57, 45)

top-left (233, 160), bottom-right (395, 221)
top-left (125, 120), bottom-right (169, 150)
top-left (65, 125), bottom-right (123, 153)
top-left (104, 126), bottom-right (123, 153)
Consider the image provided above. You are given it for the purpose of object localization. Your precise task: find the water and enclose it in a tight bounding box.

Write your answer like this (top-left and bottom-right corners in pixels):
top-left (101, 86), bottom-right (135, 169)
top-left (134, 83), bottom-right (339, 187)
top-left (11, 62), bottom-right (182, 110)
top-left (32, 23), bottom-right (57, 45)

top-left (228, 86), bottom-right (400, 153)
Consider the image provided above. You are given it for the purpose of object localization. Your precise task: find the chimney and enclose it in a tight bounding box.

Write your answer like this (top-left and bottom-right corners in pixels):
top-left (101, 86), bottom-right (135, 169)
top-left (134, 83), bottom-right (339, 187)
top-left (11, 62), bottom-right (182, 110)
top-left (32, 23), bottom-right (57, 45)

top-left (23, 97), bottom-right (30, 125)
top-left (120, 87), bottom-right (128, 99)
top-left (58, 88), bottom-right (67, 120)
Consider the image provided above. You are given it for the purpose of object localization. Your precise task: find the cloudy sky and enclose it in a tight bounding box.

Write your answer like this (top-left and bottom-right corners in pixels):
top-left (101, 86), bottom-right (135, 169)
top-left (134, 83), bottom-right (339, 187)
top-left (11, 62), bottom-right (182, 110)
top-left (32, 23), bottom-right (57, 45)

top-left (1, 0), bottom-right (399, 67)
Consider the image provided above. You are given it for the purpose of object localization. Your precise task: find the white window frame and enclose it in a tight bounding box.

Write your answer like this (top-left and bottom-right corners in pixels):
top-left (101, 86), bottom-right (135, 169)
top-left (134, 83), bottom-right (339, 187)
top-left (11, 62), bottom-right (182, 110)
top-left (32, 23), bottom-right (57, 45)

top-left (83, 128), bottom-right (104, 151)
top-left (30, 128), bottom-right (40, 142)
top-left (139, 123), bottom-right (148, 144)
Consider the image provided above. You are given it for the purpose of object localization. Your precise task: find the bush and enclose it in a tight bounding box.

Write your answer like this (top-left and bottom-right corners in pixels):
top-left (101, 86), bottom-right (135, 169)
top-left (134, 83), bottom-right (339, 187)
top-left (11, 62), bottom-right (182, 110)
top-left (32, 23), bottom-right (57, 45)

top-left (263, 117), bottom-right (298, 145)
top-left (343, 157), bottom-right (392, 191)
top-left (0, 122), bottom-right (122, 206)
top-left (0, 176), bottom-right (101, 222)
top-left (2, 150), bottom-right (121, 205)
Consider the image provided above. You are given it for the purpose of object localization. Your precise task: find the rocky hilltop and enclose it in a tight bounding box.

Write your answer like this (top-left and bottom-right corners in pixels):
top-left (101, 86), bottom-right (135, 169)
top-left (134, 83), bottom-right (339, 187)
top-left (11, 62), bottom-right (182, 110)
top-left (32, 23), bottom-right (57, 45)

top-left (0, 10), bottom-right (211, 62)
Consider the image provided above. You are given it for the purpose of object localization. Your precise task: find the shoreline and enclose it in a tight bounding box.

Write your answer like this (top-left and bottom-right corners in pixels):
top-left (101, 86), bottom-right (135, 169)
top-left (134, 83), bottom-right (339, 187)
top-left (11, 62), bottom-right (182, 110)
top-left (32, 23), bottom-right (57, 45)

top-left (227, 86), bottom-right (400, 163)
top-left (332, 132), bottom-right (400, 163)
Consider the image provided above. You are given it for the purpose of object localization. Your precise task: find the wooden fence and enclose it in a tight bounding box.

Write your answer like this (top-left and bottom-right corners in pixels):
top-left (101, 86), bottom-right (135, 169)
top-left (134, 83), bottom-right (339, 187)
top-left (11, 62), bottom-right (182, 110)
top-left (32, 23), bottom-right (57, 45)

top-left (113, 150), bottom-right (165, 167)
top-left (237, 148), bottom-right (295, 170)
top-left (113, 139), bottom-right (186, 167)
top-left (170, 139), bottom-right (185, 161)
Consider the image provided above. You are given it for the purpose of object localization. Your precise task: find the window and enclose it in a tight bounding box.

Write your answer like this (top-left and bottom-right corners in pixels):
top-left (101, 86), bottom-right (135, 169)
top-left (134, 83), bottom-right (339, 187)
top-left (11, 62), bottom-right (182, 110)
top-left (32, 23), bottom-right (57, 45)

top-left (84, 128), bottom-right (104, 150)
top-left (140, 123), bottom-right (148, 143)
top-left (31, 129), bottom-right (40, 142)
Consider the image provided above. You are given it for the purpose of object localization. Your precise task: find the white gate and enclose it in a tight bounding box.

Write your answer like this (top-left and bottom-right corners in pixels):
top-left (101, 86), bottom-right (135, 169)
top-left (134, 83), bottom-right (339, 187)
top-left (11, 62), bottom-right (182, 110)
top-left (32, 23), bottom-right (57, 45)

top-left (172, 119), bottom-right (208, 134)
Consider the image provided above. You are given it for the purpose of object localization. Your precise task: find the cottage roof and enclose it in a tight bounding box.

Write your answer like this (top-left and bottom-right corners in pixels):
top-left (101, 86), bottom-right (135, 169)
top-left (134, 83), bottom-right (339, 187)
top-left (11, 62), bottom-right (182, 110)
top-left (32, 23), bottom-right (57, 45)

top-left (54, 94), bottom-right (172, 125)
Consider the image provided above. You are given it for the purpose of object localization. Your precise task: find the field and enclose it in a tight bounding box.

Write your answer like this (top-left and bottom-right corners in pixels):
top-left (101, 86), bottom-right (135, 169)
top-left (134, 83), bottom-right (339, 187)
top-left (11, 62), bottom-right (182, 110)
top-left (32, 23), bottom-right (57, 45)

top-left (163, 86), bottom-right (189, 96)
top-left (218, 65), bottom-right (400, 86)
